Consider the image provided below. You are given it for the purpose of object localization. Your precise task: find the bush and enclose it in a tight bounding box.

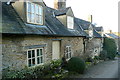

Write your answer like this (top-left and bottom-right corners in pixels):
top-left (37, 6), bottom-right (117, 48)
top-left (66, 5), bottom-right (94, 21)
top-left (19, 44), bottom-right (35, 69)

top-left (99, 50), bottom-right (107, 60)
top-left (3, 59), bottom-right (68, 79)
top-left (66, 57), bottom-right (86, 74)
top-left (94, 56), bottom-right (100, 60)
top-left (103, 38), bottom-right (117, 60)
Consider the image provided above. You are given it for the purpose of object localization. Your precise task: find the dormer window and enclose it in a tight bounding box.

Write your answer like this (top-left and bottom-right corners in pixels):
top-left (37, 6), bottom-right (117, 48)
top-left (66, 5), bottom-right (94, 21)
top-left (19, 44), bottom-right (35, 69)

top-left (67, 16), bottom-right (74, 29)
top-left (27, 2), bottom-right (43, 25)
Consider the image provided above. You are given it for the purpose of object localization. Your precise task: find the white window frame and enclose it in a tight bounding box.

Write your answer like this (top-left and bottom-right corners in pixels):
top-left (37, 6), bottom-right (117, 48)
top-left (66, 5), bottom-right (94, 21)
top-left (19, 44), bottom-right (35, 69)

top-left (26, 2), bottom-right (43, 25)
top-left (67, 16), bottom-right (74, 29)
top-left (65, 46), bottom-right (72, 60)
top-left (27, 48), bottom-right (44, 67)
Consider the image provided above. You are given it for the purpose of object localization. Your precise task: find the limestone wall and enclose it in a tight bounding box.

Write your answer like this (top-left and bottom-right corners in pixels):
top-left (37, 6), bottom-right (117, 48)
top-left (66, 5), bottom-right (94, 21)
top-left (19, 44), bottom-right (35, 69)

top-left (85, 38), bottom-right (103, 58)
top-left (2, 35), bottom-right (84, 71)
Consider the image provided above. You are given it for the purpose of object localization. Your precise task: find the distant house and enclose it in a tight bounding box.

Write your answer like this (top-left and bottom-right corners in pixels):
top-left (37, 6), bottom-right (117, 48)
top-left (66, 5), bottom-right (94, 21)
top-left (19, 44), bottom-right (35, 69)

top-left (74, 18), bottom-right (103, 58)
top-left (1, 0), bottom-right (103, 74)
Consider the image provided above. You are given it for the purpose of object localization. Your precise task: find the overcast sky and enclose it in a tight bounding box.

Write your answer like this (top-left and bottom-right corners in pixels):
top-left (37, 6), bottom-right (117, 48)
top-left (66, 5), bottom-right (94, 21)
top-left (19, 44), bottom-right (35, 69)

top-left (44, 0), bottom-right (119, 32)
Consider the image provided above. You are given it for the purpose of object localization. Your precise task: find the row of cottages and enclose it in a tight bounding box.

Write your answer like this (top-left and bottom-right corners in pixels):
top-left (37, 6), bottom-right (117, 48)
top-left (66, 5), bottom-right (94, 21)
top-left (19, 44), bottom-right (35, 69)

top-left (1, 0), bottom-right (103, 72)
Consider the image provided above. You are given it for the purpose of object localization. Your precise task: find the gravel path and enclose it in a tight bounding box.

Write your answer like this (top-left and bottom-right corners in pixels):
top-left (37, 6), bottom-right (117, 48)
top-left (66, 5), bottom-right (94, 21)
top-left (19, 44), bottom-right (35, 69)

top-left (72, 59), bottom-right (119, 78)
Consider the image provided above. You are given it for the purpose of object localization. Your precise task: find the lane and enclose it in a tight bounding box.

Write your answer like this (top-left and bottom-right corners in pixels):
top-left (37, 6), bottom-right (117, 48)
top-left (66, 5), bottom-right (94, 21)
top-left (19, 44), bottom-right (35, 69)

top-left (73, 59), bottom-right (118, 78)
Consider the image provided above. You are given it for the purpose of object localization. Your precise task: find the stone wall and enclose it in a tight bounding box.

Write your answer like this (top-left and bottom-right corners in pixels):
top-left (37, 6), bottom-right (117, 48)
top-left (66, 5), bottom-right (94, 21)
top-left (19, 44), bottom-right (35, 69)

top-left (2, 35), bottom-right (84, 71)
top-left (85, 38), bottom-right (103, 58)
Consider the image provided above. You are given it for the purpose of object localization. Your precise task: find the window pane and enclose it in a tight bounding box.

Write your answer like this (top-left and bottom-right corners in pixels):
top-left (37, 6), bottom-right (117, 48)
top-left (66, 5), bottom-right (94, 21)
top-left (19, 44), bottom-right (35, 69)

top-left (31, 14), bottom-right (35, 22)
top-left (39, 7), bottom-right (42, 15)
top-left (32, 58), bottom-right (35, 66)
top-left (66, 47), bottom-right (69, 53)
top-left (37, 49), bottom-right (40, 56)
top-left (67, 16), bottom-right (74, 29)
top-left (28, 59), bottom-right (31, 67)
top-left (66, 53), bottom-right (68, 58)
top-left (40, 57), bottom-right (43, 63)
top-left (69, 47), bottom-right (71, 51)
top-left (32, 50), bottom-right (35, 57)
top-left (28, 13), bottom-right (31, 22)
top-left (27, 2), bottom-right (31, 12)
top-left (36, 15), bottom-right (40, 23)
top-left (39, 16), bottom-right (42, 24)
top-left (28, 51), bottom-right (31, 58)
top-left (31, 4), bottom-right (34, 13)
top-left (36, 5), bottom-right (39, 14)
top-left (40, 49), bottom-right (42, 56)
top-left (37, 57), bottom-right (40, 64)
top-left (69, 52), bottom-right (71, 58)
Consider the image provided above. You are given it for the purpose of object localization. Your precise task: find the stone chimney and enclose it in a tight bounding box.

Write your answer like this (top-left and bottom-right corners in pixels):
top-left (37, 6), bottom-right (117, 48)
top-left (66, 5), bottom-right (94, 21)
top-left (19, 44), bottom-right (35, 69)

top-left (88, 15), bottom-right (93, 23)
top-left (54, 0), bottom-right (66, 9)
top-left (109, 30), bottom-right (112, 34)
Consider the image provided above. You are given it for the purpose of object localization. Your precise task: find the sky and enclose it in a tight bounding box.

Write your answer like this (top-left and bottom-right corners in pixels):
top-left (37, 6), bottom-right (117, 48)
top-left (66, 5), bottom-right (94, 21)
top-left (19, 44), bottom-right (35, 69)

top-left (44, 0), bottom-right (119, 32)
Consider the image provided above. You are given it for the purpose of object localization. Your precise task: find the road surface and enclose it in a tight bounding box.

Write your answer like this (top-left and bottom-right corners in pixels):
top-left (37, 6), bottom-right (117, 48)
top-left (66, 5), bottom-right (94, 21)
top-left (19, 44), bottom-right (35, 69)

top-left (72, 59), bottom-right (119, 78)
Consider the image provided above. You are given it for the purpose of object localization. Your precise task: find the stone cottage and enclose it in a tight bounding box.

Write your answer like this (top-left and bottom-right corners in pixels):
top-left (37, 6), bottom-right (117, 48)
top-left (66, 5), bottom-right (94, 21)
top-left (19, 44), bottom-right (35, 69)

top-left (74, 17), bottom-right (103, 58)
top-left (0, 0), bottom-right (103, 75)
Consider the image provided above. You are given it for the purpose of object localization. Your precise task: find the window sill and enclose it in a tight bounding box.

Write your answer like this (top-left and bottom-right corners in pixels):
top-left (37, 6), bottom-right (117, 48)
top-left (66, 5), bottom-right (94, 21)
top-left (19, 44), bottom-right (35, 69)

top-left (28, 63), bottom-right (44, 68)
top-left (26, 22), bottom-right (43, 26)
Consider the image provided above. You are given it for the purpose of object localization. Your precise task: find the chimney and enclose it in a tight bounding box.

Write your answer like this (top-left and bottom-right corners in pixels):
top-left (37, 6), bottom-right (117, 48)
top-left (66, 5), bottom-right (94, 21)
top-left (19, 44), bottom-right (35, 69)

top-left (54, 0), bottom-right (66, 9)
top-left (88, 15), bottom-right (93, 23)
top-left (110, 30), bottom-right (112, 34)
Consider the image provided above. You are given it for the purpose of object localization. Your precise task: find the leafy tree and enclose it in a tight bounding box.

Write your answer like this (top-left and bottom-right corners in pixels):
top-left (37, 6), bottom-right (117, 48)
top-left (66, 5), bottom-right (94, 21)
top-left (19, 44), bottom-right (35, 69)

top-left (103, 38), bottom-right (117, 59)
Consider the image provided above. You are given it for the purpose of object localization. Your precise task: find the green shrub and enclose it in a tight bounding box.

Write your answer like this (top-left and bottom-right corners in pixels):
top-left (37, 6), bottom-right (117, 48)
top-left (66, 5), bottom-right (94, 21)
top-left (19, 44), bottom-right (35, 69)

top-left (93, 56), bottom-right (100, 65)
top-left (103, 38), bottom-right (117, 60)
top-left (94, 56), bottom-right (100, 60)
top-left (3, 59), bottom-right (68, 79)
top-left (99, 50), bottom-right (107, 60)
top-left (66, 57), bottom-right (86, 74)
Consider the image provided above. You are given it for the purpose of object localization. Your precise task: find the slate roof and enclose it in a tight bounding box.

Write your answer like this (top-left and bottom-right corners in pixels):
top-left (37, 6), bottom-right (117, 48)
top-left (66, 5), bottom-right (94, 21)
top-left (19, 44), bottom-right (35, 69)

top-left (74, 18), bottom-right (102, 38)
top-left (74, 18), bottom-right (90, 30)
top-left (1, 2), bottom-right (85, 37)
top-left (54, 7), bottom-right (70, 16)
top-left (94, 27), bottom-right (103, 32)
top-left (74, 18), bottom-right (89, 37)
top-left (105, 33), bottom-right (120, 39)
top-left (93, 29), bottom-right (102, 38)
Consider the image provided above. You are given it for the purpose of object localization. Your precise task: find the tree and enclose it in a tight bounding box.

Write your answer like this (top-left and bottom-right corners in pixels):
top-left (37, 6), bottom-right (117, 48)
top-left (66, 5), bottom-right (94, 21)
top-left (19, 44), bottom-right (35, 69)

top-left (103, 38), bottom-right (117, 59)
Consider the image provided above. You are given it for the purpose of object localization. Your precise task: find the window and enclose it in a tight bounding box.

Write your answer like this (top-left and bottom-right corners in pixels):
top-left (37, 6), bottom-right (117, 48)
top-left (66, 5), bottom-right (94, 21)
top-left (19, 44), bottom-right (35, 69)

top-left (67, 16), bottom-right (74, 29)
top-left (27, 48), bottom-right (44, 67)
top-left (65, 46), bottom-right (72, 60)
top-left (89, 30), bottom-right (93, 37)
top-left (27, 2), bottom-right (43, 25)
